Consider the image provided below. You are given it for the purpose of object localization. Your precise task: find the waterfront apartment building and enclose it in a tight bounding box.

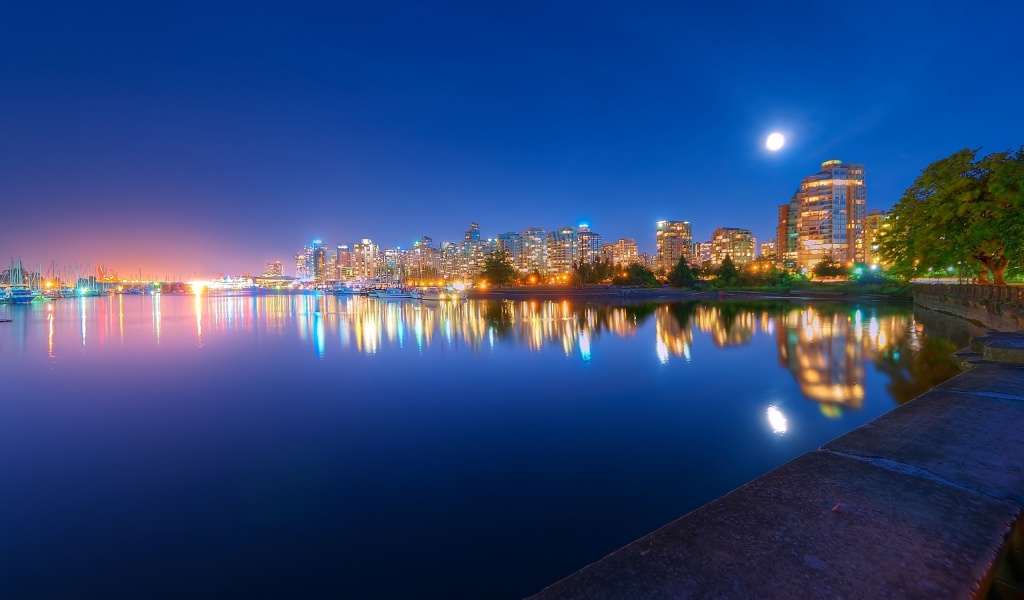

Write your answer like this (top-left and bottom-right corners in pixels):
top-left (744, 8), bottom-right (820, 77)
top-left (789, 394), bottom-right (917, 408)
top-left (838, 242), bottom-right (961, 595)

top-left (299, 240), bottom-right (327, 282)
top-left (603, 238), bottom-right (639, 267)
top-left (522, 227), bottom-right (548, 274)
top-left (576, 225), bottom-right (602, 264)
top-left (863, 209), bottom-right (888, 267)
top-left (497, 232), bottom-right (526, 272)
top-left (710, 227), bottom-right (755, 267)
top-left (295, 252), bottom-right (307, 279)
top-left (654, 221), bottom-right (692, 272)
top-left (547, 226), bottom-right (577, 275)
top-left (760, 239), bottom-right (777, 260)
top-left (460, 222), bottom-right (489, 279)
top-left (776, 191), bottom-right (800, 269)
top-left (794, 159), bottom-right (866, 268)
top-left (351, 238), bottom-right (380, 279)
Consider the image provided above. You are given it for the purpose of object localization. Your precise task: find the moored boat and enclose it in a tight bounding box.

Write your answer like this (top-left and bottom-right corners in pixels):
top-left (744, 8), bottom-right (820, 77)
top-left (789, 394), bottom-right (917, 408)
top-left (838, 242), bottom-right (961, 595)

top-left (333, 281), bottom-right (365, 295)
top-left (4, 285), bottom-right (39, 304)
top-left (369, 286), bottom-right (413, 299)
top-left (415, 286), bottom-right (466, 301)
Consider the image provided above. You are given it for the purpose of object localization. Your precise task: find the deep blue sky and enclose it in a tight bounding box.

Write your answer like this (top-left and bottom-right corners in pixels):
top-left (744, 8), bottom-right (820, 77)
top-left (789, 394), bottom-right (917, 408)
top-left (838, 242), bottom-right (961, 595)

top-left (2, 0), bottom-right (1022, 277)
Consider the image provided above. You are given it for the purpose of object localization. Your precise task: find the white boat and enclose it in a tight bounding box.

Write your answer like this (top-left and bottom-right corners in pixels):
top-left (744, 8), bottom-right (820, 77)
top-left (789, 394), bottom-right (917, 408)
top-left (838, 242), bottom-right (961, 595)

top-left (5, 285), bottom-right (39, 304)
top-left (415, 287), bottom-right (466, 301)
top-left (333, 281), bottom-right (365, 295)
top-left (369, 287), bottom-right (413, 299)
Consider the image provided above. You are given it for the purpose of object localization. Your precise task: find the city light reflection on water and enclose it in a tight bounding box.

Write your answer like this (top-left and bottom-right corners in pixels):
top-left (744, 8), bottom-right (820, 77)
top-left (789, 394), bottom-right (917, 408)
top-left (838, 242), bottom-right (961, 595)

top-left (10, 292), bottom-right (969, 410)
top-left (0, 292), bottom-right (976, 599)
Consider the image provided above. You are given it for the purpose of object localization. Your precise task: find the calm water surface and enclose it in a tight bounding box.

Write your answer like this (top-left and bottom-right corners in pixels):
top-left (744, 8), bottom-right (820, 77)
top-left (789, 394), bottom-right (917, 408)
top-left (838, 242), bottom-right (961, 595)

top-left (0, 293), bottom-right (973, 598)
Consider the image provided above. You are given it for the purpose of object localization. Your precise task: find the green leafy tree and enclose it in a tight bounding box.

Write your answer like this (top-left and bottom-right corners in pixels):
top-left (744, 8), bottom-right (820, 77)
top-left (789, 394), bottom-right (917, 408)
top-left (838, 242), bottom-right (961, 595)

top-left (811, 256), bottom-right (846, 279)
top-left (714, 255), bottom-right (739, 286)
top-left (667, 258), bottom-right (697, 287)
top-left (612, 263), bottom-right (659, 287)
top-left (479, 251), bottom-right (518, 287)
top-left (573, 259), bottom-right (614, 286)
top-left (880, 147), bottom-right (1024, 285)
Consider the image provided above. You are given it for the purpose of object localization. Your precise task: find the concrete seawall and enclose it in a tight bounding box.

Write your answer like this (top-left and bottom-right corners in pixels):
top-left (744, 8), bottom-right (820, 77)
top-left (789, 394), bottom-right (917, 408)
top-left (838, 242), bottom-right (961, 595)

top-left (530, 327), bottom-right (1024, 597)
top-left (913, 283), bottom-right (1024, 331)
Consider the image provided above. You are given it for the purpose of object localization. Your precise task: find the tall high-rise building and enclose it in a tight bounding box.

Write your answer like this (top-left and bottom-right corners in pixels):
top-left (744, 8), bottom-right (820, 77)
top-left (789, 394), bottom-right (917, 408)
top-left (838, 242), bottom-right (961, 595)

top-left (522, 227), bottom-right (548, 274)
top-left (603, 238), bottom-right (639, 267)
top-left (496, 232), bottom-right (526, 272)
top-left (351, 238), bottom-right (379, 279)
top-left (795, 160), bottom-right (866, 268)
top-left (336, 244), bottom-right (354, 279)
top-left (711, 227), bottom-right (755, 266)
top-left (460, 222), bottom-right (487, 278)
top-left (295, 247), bottom-right (310, 280)
top-left (863, 209), bottom-right (888, 267)
top-left (655, 221), bottom-right (693, 272)
top-left (409, 236), bottom-right (441, 280)
top-left (547, 226), bottom-right (577, 275)
top-left (693, 242), bottom-right (712, 267)
top-left (776, 191), bottom-right (800, 269)
top-left (263, 260), bottom-right (284, 277)
top-left (309, 240), bottom-right (327, 282)
top-left (576, 224), bottom-right (602, 264)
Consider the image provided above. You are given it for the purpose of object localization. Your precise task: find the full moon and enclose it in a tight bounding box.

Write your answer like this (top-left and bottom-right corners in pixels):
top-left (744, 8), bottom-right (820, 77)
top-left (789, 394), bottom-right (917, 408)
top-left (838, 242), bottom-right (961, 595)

top-left (766, 132), bottom-right (786, 151)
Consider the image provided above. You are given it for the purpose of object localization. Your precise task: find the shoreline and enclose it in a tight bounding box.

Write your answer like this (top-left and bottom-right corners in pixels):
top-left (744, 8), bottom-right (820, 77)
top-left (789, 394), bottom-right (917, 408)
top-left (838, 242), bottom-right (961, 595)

top-left (467, 285), bottom-right (910, 303)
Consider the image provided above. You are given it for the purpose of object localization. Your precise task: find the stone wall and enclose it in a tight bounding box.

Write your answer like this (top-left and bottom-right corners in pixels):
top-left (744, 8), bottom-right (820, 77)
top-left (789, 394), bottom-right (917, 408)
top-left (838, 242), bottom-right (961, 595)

top-left (913, 283), bottom-right (1024, 331)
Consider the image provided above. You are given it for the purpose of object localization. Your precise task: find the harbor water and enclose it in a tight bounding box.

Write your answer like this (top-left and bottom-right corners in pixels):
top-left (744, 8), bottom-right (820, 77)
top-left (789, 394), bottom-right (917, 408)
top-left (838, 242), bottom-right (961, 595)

top-left (0, 293), bottom-right (974, 598)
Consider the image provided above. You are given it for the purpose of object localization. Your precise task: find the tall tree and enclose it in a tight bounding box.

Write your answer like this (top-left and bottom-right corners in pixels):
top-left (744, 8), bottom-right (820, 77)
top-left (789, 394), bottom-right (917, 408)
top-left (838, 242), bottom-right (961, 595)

top-left (667, 258), bottom-right (697, 287)
top-left (714, 256), bottom-right (739, 285)
top-left (479, 251), bottom-right (518, 287)
top-left (880, 148), bottom-right (1024, 284)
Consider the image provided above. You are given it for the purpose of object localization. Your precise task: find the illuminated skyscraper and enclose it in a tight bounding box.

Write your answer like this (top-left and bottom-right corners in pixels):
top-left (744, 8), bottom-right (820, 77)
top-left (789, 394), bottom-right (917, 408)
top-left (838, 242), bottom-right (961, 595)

top-left (863, 209), bottom-right (888, 267)
top-left (336, 244), bottom-right (354, 279)
top-left (693, 242), bottom-right (712, 267)
top-left (654, 221), bottom-right (692, 272)
top-left (795, 160), bottom-right (866, 268)
top-left (351, 239), bottom-right (379, 279)
top-left (460, 222), bottom-right (487, 278)
top-left (309, 240), bottom-right (327, 282)
top-left (711, 227), bottom-right (755, 266)
top-left (776, 191), bottom-right (800, 269)
top-left (522, 227), bottom-right (548, 274)
top-left (295, 251), bottom-right (308, 280)
top-left (603, 238), bottom-right (639, 267)
top-left (263, 260), bottom-right (284, 277)
top-left (547, 226), bottom-right (577, 275)
top-left (576, 225), bottom-right (602, 264)
top-left (497, 232), bottom-right (526, 272)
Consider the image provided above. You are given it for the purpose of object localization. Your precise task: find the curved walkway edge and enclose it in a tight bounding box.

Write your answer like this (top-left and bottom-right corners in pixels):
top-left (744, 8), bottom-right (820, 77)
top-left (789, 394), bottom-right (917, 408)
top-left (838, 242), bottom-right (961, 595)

top-left (529, 330), bottom-right (1024, 598)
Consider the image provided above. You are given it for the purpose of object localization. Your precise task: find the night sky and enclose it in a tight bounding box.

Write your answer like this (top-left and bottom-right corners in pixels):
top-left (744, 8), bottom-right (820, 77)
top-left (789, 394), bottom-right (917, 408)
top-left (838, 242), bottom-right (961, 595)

top-left (3, 1), bottom-right (1023, 278)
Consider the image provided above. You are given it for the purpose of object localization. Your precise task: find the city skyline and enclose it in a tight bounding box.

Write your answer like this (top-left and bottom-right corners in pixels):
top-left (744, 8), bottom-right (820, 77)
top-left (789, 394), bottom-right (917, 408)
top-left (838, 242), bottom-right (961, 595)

top-left (3, 3), bottom-right (1024, 276)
